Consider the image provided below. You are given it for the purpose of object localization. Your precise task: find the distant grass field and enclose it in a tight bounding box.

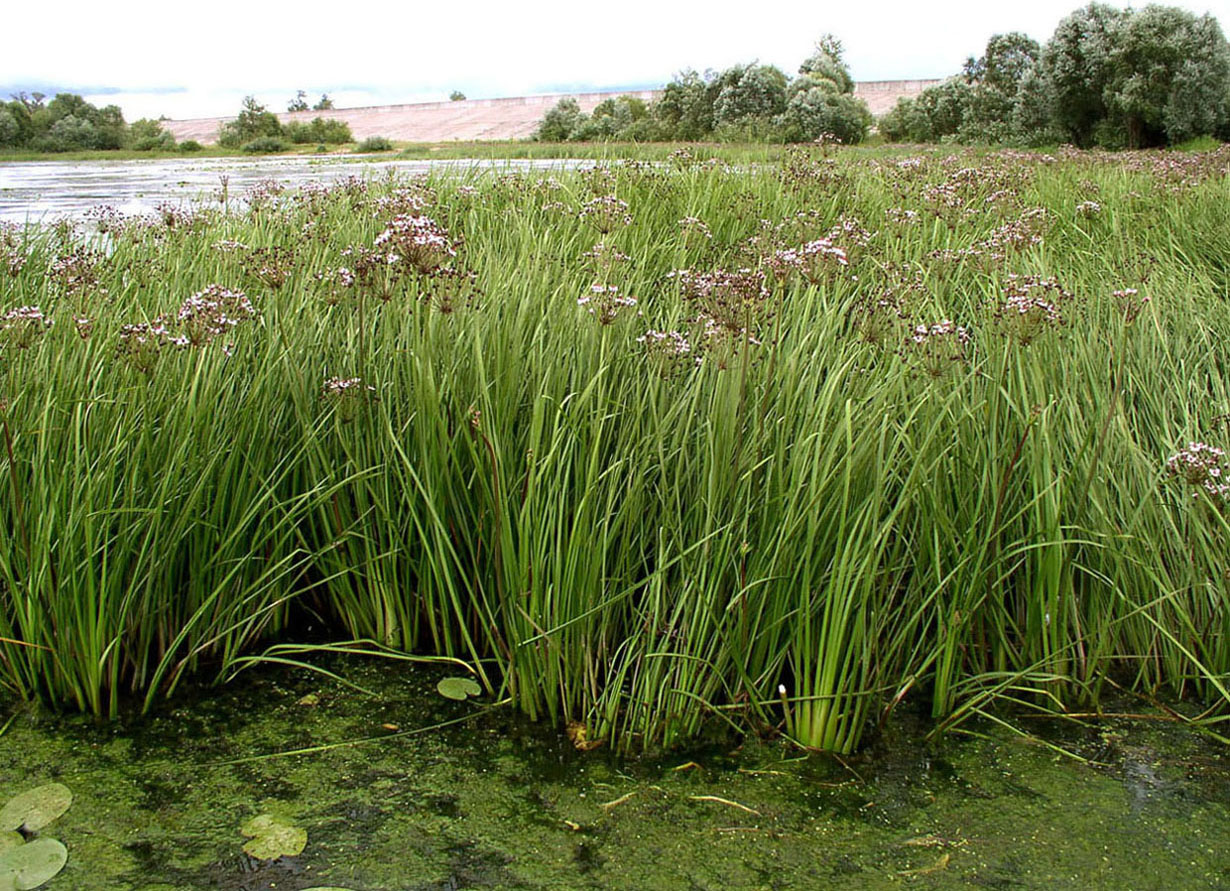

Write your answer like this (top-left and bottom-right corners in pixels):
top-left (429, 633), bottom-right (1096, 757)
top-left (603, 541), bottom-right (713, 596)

top-left (1, 144), bottom-right (1229, 754)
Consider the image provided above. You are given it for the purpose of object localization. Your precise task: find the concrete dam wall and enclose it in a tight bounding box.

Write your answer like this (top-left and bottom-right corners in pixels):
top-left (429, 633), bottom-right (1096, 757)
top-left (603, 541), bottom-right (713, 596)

top-left (163, 81), bottom-right (940, 145)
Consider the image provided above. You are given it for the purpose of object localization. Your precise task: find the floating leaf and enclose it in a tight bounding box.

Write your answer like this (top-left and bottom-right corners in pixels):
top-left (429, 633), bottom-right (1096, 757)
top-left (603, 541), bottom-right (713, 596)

top-left (0, 785), bottom-right (72, 833)
top-left (240, 814), bottom-right (306, 860)
top-left (436, 677), bottom-right (481, 701)
top-left (0, 838), bottom-right (68, 890)
top-left (0, 835), bottom-right (19, 855)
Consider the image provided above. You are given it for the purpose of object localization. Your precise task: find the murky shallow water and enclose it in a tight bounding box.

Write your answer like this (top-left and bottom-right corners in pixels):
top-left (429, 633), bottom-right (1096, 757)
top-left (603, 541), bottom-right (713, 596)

top-left (0, 157), bottom-right (586, 224)
top-left (2, 658), bottom-right (1227, 890)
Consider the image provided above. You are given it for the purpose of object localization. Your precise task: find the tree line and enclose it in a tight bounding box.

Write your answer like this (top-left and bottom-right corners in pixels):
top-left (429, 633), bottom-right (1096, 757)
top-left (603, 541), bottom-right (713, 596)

top-left (881, 3), bottom-right (1230, 148)
top-left (534, 36), bottom-right (873, 144)
top-left (0, 92), bottom-right (186, 152)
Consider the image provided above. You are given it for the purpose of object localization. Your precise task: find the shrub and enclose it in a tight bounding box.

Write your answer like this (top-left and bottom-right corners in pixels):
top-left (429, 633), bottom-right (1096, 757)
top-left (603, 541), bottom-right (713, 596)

top-left (242, 136), bottom-right (288, 153)
top-left (0, 109), bottom-right (18, 148)
top-left (178, 140), bottom-right (203, 152)
top-left (34, 114), bottom-right (100, 152)
top-left (712, 64), bottom-right (789, 127)
top-left (285, 117), bottom-right (353, 144)
top-left (779, 88), bottom-right (872, 144)
top-left (129, 118), bottom-right (176, 151)
top-left (534, 99), bottom-right (584, 141)
top-left (354, 136), bottom-right (393, 152)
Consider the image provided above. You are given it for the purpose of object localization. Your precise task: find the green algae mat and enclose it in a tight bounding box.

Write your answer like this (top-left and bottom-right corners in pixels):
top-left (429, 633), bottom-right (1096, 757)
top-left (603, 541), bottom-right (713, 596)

top-left (1, 660), bottom-right (1227, 890)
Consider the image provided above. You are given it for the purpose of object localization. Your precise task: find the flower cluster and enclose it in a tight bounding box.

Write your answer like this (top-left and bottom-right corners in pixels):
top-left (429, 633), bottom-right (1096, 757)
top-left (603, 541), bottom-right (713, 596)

top-left (48, 248), bottom-right (106, 300)
top-left (1112, 287), bottom-right (1151, 324)
top-left (637, 328), bottom-right (691, 355)
top-left (1, 306), bottom-right (53, 350)
top-left (901, 319), bottom-right (971, 378)
top-left (668, 147), bottom-right (699, 170)
top-left (374, 214), bottom-right (457, 275)
top-left (117, 319), bottom-right (180, 374)
top-left (849, 265), bottom-right (925, 346)
top-left (1075, 200), bottom-right (1102, 217)
top-left (0, 223), bottom-right (25, 277)
top-left (314, 266), bottom-right (357, 306)
top-left (578, 283), bottom-right (638, 325)
top-left (322, 376), bottom-right (374, 421)
top-left (241, 246), bottom-right (296, 289)
top-left (798, 238), bottom-right (850, 284)
top-left (579, 166), bottom-right (618, 197)
top-left (420, 266), bottom-right (481, 314)
top-left (246, 178), bottom-right (286, 213)
top-left (996, 275), bottom-right (1072, 345)
top-left (177, 285), bottom-right (256, 347)
top-left (1166, 442), bottom-right (1230, 501)
top-left (581, 241), bottom-right (631, 279)
top-left (979, 207), bottom-right (1047, 260)
top-left (579, 195), bottom-right (633, 234)
top-left (374, 187), bottom-right (433, 218)
top-left (340, 244), bottom-right (405, 300)
top-left (671, 267), bottom-right (770, 364)
top-left (678, 216), bottom-right (712, 248)
top-left (155, 202), bottom-right (202, 231)
top-left (84, 205), bottom-right (132, 236)
top-left (825, 216), bottom-right (876, 264)
top-left (885, 207), bottom-right (921, 227)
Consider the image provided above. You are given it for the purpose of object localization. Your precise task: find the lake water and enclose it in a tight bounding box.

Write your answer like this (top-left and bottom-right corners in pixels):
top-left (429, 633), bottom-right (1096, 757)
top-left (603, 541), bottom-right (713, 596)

top-left (0, 156), bottom-right (586, 224)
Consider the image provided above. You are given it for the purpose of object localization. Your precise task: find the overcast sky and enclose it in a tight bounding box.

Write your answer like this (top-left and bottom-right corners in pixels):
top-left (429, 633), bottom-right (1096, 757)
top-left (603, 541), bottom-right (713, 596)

top-left (3, 0), bottom-right (1229, 120)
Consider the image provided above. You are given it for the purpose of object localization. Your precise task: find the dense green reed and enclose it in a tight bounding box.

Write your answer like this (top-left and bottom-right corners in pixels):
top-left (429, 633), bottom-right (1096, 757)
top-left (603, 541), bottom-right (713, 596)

top-left (1, 145), bottom-right (1229, 753)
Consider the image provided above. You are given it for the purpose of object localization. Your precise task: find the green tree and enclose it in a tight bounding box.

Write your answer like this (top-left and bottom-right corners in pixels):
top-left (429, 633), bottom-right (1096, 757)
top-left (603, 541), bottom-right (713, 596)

top-left (219, 96), bottom-right (284, 148)
top-left (1042, 3), bottom-right (1127, 146)
top-left (779, 86), bottom-right (871, 143)
top-left (653, 69), bottom-right (717, 140)
top-left (961, 32), bottom-right (1043, 141)
top-left (288, 90), bottom-right (310, 112)
top-left (533, 98), bottom-right (585, 141)
top-left (128, 118), bottom-right (176, 151)
top-left (313, 94), bottom-right (334, 110)
top-left (449, 91), bottom-right (466, 102)
top-left (1103, 6), bottom-right (1230, 146)
top-left (798, 34), bottom-right (854, 94)
top-left (0, 108), bottom-right (18, 147)
top-left (712, 64), bottom-right (789, 128)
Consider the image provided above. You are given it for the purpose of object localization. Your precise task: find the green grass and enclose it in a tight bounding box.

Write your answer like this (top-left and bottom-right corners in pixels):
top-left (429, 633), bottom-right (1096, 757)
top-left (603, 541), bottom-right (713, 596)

top-left (2, 143), bottom-right (1229, 754)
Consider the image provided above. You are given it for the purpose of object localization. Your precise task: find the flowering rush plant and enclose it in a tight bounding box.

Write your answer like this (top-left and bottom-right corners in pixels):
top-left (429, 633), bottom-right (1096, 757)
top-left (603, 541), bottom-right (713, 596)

top-left (1166, 442), bottom-right (1230, 501)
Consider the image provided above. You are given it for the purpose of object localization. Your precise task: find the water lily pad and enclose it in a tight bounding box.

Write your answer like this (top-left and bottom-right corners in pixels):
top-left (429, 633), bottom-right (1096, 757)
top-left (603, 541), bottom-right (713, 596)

top-left (0, 835), bottom-right (19, 855)
top-left (240, 814), bottom-right (306, 860)
top-left (0, 785), bottom-right (72, 832)
top-left (0, 838), bottom-right (68, 890)
top-left (436, 677), bottom-right (482, 701)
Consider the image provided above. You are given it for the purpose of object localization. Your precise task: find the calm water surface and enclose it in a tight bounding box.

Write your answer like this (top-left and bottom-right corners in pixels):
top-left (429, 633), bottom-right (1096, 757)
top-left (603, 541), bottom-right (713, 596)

top-left (0, 156), bottom-right (586, 223)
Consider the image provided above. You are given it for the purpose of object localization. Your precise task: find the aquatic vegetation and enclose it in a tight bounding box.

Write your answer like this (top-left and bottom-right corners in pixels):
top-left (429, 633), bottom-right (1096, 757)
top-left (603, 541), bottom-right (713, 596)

top-left (239, 814), bottom-right (306, 860)
top-left (0, 784), bottom-right (72, 889)
top-left (1, 145), bottom-right (1230, 755)
top-left (436, 677), bottom-right (482, 701)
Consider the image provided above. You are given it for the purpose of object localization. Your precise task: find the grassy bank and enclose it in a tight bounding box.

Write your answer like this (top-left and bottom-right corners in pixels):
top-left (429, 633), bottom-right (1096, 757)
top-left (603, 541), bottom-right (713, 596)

top-left (1, 145), bottom-right (1229, 753)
